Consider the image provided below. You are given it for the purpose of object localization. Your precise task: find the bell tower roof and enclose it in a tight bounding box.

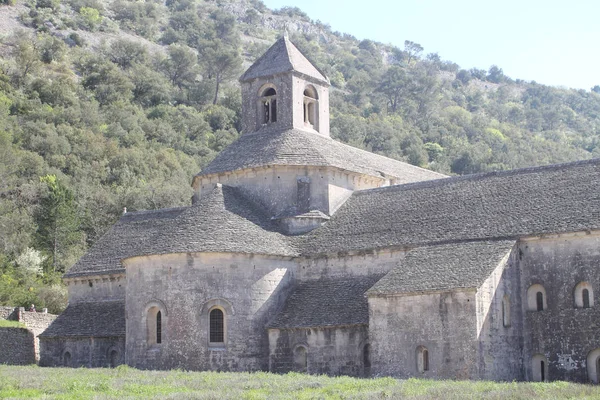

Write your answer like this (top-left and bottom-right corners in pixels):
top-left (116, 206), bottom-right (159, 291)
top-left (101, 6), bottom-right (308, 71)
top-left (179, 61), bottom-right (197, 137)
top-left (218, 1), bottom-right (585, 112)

top-left (240, 36), bottom-right (329, 85)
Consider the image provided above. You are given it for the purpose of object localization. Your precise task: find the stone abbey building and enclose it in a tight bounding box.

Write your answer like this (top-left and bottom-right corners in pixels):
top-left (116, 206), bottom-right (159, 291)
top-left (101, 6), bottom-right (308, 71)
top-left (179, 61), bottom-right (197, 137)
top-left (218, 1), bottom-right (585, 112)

top-left (40, 37), bottom-right (600, 383)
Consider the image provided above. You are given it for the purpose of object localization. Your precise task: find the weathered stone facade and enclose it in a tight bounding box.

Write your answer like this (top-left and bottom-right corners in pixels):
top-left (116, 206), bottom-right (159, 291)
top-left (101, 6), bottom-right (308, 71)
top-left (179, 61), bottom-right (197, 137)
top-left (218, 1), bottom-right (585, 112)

top-left (0, 307), bottom-right (56, 365)
top-left (37, 36), bottom-right (600, 383)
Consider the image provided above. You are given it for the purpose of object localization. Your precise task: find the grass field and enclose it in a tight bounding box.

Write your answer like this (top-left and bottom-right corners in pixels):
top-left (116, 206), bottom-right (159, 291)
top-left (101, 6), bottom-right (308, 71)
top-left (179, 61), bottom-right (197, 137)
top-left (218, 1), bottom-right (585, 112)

top-left (1, 365), bottom-right (600, 399)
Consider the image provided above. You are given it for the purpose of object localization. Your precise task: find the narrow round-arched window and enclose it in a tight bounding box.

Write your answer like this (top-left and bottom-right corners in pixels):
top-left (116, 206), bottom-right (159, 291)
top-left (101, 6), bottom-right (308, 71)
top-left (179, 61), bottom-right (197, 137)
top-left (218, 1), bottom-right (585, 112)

top-left (587, 348), bottom-right (600, 383)
top-left (209, 308), bottom-right (224, 343)
top-left (527, 284), bottom-right (547, 311)
top-left (574, 282), bottom-right (594, 309)
top-left (363, 344), bottom-right (371, 377)
top-left (110, 350), bottom-right (119, 368)
top-left (294, 345), bottom-right (308, 373)
top-left (303, 85), bottom-right (318, 129)
top-left (532, 354), bottom-right (548, 382)
top-left (416, 346), bottom-right (429, 373)
top-left (63, 351), bottom-right (71, 367)
top-left (146, 304), bottom-right (165, 345)
top-left (259, 87), bottom-right (277, 124)
top-left (502, 295), bottom-right (511, 327)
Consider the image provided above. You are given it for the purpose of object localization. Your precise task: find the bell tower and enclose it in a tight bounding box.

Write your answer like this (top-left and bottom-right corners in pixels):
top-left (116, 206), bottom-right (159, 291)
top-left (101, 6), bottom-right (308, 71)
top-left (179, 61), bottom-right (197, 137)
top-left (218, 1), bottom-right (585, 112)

top-left (239, 35), bottom-right (330, 136)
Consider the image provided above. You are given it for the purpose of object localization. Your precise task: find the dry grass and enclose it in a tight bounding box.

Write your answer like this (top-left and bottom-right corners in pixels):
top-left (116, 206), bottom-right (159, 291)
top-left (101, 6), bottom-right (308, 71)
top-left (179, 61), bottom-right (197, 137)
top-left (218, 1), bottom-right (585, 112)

top-left (1, 365), bottom-right (600, 399)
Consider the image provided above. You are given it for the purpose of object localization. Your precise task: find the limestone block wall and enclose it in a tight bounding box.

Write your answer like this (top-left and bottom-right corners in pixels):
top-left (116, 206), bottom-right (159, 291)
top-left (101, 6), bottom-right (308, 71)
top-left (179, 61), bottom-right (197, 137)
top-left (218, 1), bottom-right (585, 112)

top-left (124, 252), bottom-right (296, 371)
top-left (40, 336), bottom-right (125, 368)
top-left (0, 327), bottom-right (35, 365)
top-left (241, 74), bottom-right (294, 133)
top-left (19, 310), bottom-right (57, 362)
top-left (194, 166), bottom-right (383, 221)
top-left (475, 248), bottom-right (524, 381)
top-left (368, 290), bottom-right (479, 379)
top-left (66, 274), bottom-right (125, 304)
top-left (268, 326), bottom-right (368, 377)
top-left (298, 249), bottom-right (406, 281)
top-left (519, 233), bottom-right (600, 383)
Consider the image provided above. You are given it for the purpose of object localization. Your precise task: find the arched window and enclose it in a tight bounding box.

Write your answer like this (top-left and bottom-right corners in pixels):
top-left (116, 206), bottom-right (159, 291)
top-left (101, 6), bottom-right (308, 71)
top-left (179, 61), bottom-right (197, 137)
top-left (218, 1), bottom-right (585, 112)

top-left (209, 308), bottom-right (225, 344)
top-left (532, 354), bottom-right (548, 382)
top-left (63, 351), bottom-right (71, 367)
top-left (416, 346), bottom-right (429, 373)
top-left (294, 345), bottom-right (308, 373)
top-left (363, 344), bottom-right (371, 377)
top-left (502, 295), bottom-right (511, 327)
top-left (587, 348), bottom-right (600, 383)
top-left (527, 284), bottom-right (547, 311)
top-left (303, 86), bottom-right (318, 129)
top-left (146, 304), bottom-right (165, 345)
top-left (574, 282), bottom-right (594, 309)
top-left (109, 350), bottom-right (119, 368)
top-left (259, 86), bottom-right (277, 124)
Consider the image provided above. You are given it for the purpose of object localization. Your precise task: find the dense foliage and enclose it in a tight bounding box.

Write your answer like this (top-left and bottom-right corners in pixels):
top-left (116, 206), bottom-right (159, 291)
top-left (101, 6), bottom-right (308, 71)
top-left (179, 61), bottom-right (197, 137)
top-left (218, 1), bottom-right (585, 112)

top-left (0, 0), bottom-right (599, 312)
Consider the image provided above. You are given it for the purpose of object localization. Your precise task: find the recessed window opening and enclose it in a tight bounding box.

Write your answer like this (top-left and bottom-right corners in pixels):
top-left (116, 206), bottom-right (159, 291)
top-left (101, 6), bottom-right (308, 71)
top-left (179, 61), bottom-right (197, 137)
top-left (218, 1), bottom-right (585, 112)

top-left (209, 308), bottom-right (224, 343)
top-left (502, 295), bottom-right (511, 327)
top-left (416, 346), bottom-right (429, 373)
top-left (583, 289), bottom-right (591, 308)
top-left (156, 311), bottom-right (162, 344)
top-left (146, 305), bottom-right (164, 345)
top-left (63, 351), bottom-right (71, 367)
top-left (294, 345), bottom-right (308, 373)
top-left (260, 87), bottom-right (277, 124)
top-left (575, 282), bottom-right (594, 309)
top-left (536, 292), bottom-right (544, 311)
top-left (303, 86), bottom-right (318, 129)
top-left (363, 344), bottom-right (371, 377)
top-left (527, 284), bottom-right (546, 311)
top-left (532, 354), bottom-right (548, 382)
top-left (110, 350), bottom-right (119, 368)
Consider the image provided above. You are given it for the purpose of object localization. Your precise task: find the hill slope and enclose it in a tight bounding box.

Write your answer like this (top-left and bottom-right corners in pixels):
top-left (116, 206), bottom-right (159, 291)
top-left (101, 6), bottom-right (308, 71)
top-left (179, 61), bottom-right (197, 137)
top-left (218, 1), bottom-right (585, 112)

top-left (0, 0), bottom-right (599, 311)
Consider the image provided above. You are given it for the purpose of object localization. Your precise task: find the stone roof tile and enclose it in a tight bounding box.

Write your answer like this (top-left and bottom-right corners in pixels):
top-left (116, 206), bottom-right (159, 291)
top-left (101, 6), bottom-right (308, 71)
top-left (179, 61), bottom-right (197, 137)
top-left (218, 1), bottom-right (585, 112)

top-left (40, 300), bottom-right (125, 337)
top-left (240, 36), bottom-right (329, 84)
top-left (65, 184), bottom-right (298, 278)
top-left (267, 275), bottom-right (383, 329)
top-left (368, 241), bottom-right (516, 295)
top-left (303, 158), bottom-right (600, 255)
top-left (197, 128), bottom-right (446, 182)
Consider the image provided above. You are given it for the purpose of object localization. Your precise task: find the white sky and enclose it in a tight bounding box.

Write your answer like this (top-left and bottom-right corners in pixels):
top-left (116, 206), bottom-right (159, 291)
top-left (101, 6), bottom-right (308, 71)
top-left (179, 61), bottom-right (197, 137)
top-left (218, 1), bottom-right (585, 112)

top-left (261, 0), bottom-right (600, 90)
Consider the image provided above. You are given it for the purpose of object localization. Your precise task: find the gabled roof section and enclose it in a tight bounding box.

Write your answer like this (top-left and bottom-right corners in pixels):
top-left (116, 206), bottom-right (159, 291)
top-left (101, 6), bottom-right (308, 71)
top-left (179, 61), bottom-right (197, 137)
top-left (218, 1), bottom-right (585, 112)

top-left (65, 184), bottom-right (298, 278)
top-left (40, 300), bottom-right (125, 338)
top-left (197, 128), bottom-right (445, 182)
top-left (367, 241), bottom-right (516, 296)
top-left (267, 275), bottom-right (383, 329)
top-left (240, 36), bottom-right (329, 85)
top-left (303, 158), bottom-right (600, 255)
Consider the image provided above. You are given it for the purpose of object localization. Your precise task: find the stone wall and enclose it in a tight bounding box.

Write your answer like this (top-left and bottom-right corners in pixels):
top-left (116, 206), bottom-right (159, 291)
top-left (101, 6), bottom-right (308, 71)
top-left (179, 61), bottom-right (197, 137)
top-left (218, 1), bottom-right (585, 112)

top-left (0, 327), bottom-right (35, 365)
top-left (268, 326), bottom-right (368, 377)
top-left (519, 233), bottom-right (600, 383)
top-left (124, 252), bottom-right (297, 371)
top-left (65, 273), bottom-right (125, 304)
top-left (19, 309), bottom-right (57, 362)
top-left (475, 248), bottom-right (524, 381)
top-left (40, 336), bottom-right (125, 368)
top-left (368, 290), bottom-right (479, 379)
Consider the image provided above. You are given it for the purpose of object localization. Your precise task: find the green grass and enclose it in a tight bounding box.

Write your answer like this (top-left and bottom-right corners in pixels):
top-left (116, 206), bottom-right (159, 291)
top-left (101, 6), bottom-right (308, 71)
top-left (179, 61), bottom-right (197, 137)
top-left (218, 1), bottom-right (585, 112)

top-left (0, 320), bottom-right (26, 328)
top-left (1, 365), bottom-right (600, 399)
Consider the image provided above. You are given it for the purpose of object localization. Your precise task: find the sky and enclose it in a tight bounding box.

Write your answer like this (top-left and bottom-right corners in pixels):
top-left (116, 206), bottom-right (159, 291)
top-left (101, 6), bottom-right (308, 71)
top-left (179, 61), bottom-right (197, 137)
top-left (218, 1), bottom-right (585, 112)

top-left (260, 0), bottom-right (600, 90)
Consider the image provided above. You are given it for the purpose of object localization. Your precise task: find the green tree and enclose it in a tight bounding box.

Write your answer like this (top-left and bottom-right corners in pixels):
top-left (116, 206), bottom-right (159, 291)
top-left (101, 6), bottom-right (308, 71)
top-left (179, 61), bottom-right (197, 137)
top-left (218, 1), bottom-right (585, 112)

top-left (404, 40), bottom-right (423, 65)
top-left (34, 175), bottom-right (84, 273)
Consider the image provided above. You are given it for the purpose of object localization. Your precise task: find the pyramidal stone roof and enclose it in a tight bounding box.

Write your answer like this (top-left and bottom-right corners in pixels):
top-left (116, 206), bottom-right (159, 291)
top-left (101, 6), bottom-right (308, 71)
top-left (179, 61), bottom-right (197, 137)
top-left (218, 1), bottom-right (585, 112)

top-left (64, 184), bottom-right (298, 278)
top-left (197, 128), bottom-right (446, 182)
top-left (239, 36), bottom-right (329, 85)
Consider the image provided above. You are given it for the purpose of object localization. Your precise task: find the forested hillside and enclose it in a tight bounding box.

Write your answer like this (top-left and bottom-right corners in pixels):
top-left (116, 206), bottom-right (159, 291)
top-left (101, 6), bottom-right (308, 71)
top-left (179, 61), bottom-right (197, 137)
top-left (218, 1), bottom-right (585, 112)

top-left (1, 0), bottom-right (599, 312)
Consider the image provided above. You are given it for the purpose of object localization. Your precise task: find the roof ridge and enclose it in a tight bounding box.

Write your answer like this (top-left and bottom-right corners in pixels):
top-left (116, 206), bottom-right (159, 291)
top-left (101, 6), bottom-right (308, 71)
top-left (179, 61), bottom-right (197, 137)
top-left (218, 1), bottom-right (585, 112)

top-left (354, 157), bottom-right (600, 197)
